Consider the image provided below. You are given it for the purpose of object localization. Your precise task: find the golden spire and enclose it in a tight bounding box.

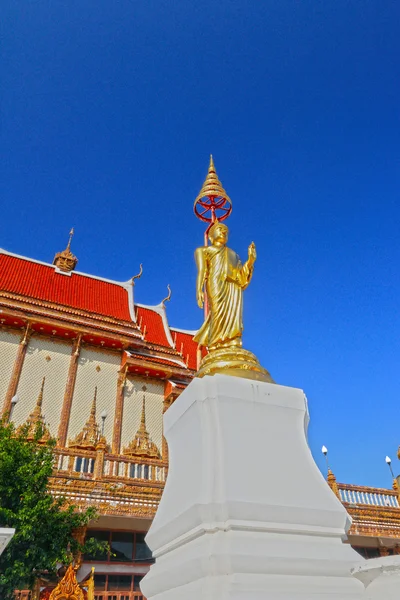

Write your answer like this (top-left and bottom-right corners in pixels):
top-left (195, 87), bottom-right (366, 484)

top-left (53, 228), bottom-right (78, 273)
top-left (69, 387), bottom-right (103, 450)
top-left (123, 386), bottom-right (161, 459)
top-left (327, 468), bottom-right (340, 499)
top-left (17, 377), bottom-right (51, 442)
top-left (194, 155), bottom-right (231, 207)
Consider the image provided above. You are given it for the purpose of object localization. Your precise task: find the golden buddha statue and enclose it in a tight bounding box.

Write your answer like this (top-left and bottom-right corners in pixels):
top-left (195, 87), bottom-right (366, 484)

top-left (194, 219), bottom-right (273, 382)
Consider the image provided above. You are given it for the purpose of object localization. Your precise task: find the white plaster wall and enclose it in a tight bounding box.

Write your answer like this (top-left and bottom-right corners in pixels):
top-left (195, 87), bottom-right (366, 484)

top-left (68, 347), bottom-right (120, 445)
top-left (13, 336), bottom-right (71, 435)
top-left (0, 329), bottom-right (20, 406)
top-left (121, 376), bottom-right (164, 454)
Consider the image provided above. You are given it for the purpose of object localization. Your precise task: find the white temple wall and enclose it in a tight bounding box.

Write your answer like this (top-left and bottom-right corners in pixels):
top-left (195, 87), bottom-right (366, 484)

top-left (13, 336), bottom-right (71, 435)
top-left (0, 330), bottom-right (20, 406)
top-left (121, 376), bottom-right (164, 454)
top-left (68, 347), bottom-right (120, 445)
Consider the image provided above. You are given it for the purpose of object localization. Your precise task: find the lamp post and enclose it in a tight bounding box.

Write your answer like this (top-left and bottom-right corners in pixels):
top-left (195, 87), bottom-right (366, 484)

top-left (321, 445), bottom-right (329, 472)
top-left (386, 455), bottom-right (395, 479)
top-left (101, 410), bottom-right (107, 437)
top-left (9, 395), bottom-right (19, 421)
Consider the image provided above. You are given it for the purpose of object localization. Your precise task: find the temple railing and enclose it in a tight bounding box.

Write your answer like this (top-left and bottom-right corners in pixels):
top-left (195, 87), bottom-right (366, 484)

top-left (337, 483), bottom-right (400, 508)
top-left (94, 593), bottom-right (144, 600)
top-left (49, 448), bottom-right (167, 518)
top-left (53, 448), bottom-right (167, 483)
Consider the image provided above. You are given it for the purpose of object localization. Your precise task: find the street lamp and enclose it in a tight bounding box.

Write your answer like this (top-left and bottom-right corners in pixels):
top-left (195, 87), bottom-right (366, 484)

top-left (100, 410), bottom-right (107, 436)
top-left (386, 455), bottom-right (395, 479)
top-left (321, 445), bottom-right (329, 471)
top-left (9, 395), bottom-right (19, 420)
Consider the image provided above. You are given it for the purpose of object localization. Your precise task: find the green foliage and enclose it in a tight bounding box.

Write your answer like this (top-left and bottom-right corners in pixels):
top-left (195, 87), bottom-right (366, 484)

top-left (0, 418), bottom-right (106, 600)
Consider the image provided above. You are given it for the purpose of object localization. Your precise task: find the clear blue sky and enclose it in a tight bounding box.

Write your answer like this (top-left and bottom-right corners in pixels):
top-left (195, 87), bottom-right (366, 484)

top-left (2, 1), bottom-right (400, 487)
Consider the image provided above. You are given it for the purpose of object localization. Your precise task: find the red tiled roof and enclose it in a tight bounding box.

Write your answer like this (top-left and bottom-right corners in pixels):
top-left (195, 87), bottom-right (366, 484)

top-left (136, 306), bottom-right (170, 348)
top-left (172, 329), bottom-right (199, 370)
top-left (0, 250), bottom-right (201, 366)
top-left (128, 352), bottom-right (186, 369)
top-left (0, 252), bottom-right (132, 321)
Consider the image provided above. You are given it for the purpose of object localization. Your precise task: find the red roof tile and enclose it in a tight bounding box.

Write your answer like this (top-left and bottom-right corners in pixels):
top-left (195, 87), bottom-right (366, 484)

top-left (0, 253), bottom-right (132, 321)
top-left (136, 306), bottom-right (170, 347)
top-left (172, 329), bottom-right (199, 370)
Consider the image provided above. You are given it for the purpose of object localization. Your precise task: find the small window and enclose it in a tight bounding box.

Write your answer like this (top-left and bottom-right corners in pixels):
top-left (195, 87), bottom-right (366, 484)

top-left (133, 575), bottom-right (144, 591)
top-left (135, 532), bottom-right (152, 561)
top-left (107, 574), bottom-right (132, 591)
top-left (143, 464), bottom-right (149, 479)
top-left (94, 574), bottom-right (106, 590)
top-left (84, 530), bottom-right (109, 561)
top-left (110, 531), bottom-right (134, 562)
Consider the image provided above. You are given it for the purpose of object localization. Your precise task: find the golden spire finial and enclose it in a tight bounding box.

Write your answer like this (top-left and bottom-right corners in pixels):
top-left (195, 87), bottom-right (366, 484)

top-left (194, 156), bottom-right (231, 207)
top-left (68, 387), bottom-right (104, 451)
top-left (53, 228), bottom-right (78, 273)
top-left (90, 386), bottom-right (97, 418)
top-left (66, 227), bottom-right (74, 251)
top-left (123, 385), bottom-right (161, 459)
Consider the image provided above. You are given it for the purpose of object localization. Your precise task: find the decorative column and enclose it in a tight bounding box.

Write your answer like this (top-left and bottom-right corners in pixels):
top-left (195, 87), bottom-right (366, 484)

top-left (112, 366), bottom-right (127, 454)
top-left (2, 322), bottom-right (31, 417)
top-left (93, 437), bottom-right (106, 480)
top-left (57, 334), bottom-right (82, 447)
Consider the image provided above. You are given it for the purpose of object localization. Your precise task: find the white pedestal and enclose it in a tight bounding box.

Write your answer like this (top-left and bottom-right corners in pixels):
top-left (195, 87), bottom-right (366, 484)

top-left (141, 375), bottom-right (364, 599)
top-left (0, 527), bottom-right (15, 556)
top-left (352, 556), bottom-right (400, 598)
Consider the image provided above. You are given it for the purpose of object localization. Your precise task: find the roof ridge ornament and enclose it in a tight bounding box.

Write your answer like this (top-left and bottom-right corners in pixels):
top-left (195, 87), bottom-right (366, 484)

top-left (123, 385), bottom-right (161, 459)
top-left (161, 284), bottom-right (172, 306)
top-left (53, 228), bottom-right (78, 273)
top-left (131, 263), bottom-right (143, 285)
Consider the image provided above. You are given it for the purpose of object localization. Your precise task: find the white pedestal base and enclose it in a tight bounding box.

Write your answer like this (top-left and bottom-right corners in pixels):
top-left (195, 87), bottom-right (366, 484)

top-left (141, 375), bottom-right (364, 599)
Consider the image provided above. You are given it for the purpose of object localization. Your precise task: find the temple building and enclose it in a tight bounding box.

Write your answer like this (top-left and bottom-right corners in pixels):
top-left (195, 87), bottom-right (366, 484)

top-left (3, 162), bottom-right (400, 598)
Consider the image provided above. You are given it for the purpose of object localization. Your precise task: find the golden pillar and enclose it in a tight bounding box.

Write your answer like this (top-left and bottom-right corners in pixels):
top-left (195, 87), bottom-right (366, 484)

top-left (111, 366), bottom-right (127, 454)
top-left (2, 322), bottom-right (31, 417)
top-left (57, 334), bottom-right (82, 447)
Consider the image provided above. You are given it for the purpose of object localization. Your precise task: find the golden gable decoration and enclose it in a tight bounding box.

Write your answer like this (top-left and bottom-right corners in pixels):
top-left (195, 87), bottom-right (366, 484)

top-left (48, 564), bottom-right (85, 600)
top-left (68, 387), bottom-right (107, 451)
top-left (123, 385), bottom-right (161, 459)
top-left (17, 376), bottom-right (51, 443)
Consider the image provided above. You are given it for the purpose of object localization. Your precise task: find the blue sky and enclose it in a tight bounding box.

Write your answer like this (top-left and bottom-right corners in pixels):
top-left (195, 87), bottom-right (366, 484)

top-left (2, 1), bottom-right (400, 487)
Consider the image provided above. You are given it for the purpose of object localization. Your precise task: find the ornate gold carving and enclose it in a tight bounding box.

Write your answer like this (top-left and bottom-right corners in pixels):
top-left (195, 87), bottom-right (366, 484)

top-left (53, 229), bottom-right (78, 273)
top-left (17, 377), bottom-right (51, 442)
top-left (49, 564), bottom-right (84, 600)
top-left (123, 386), bottom-right (161, 459)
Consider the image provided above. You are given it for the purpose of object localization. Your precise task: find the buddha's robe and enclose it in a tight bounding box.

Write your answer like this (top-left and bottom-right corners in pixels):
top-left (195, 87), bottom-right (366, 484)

top-left (194, 245), bottom-right (253, 349)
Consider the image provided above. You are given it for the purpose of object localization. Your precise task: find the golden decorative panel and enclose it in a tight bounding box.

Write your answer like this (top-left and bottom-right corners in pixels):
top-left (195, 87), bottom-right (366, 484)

top-left (0, 329), bottom-right (20, 406)
top-left (13, 336), bottom-right (71, 435)
top-left (68, 348), bottom-right (120, 444)
top-left (120, 376), bottom-right (163, 454)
